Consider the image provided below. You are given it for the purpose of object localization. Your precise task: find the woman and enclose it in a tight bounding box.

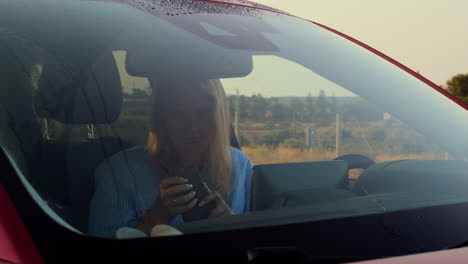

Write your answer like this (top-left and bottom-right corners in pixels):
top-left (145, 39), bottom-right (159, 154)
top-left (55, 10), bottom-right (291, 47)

top-left (88, 79), bottom-right (253, 237)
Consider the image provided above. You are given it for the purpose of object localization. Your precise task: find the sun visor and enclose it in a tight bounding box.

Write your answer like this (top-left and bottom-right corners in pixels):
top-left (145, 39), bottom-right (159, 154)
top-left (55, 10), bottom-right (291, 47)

top-left (33, 12), bottom-right (264, 124)
top-left (35, 53), bottom-right (122, 124)
top-left (117, 16), bottom-right (254, 80)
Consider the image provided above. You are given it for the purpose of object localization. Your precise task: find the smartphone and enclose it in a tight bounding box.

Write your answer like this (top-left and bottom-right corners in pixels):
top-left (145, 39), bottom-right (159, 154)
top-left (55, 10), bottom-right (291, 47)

top-left (181, 168), bottom-right (216, 222)
top-left (155, 156), bottom-right (215, 221)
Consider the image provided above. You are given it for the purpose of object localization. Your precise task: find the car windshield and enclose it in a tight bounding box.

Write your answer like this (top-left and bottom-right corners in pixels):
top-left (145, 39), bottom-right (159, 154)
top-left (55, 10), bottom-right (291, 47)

top-left (2, 0), bottom-right (468, 240)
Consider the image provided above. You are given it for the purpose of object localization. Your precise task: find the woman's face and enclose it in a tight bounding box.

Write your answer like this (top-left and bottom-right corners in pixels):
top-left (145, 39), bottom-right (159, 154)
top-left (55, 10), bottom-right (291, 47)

top-left (158, 82), bottom-right (215, 165)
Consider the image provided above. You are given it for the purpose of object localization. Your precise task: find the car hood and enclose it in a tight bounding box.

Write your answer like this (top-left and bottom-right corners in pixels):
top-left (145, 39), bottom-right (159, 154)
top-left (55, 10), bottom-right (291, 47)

top-left (349, 247), bottom-right (468, 264)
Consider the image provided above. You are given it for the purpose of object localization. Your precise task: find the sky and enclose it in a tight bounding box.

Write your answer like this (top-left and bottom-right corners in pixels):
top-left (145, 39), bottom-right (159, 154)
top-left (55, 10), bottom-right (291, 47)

top-left (252, 0), bottom-right (468, 87)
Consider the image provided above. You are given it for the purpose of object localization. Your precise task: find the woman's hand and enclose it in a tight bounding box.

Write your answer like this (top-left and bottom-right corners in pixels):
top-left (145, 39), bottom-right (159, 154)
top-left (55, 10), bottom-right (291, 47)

top-left (142, 176), bottom-right (198, 227)
top-left (198, 191), bottom-right (234, 218)
top-left (157, 176), bottom-right (199, 216)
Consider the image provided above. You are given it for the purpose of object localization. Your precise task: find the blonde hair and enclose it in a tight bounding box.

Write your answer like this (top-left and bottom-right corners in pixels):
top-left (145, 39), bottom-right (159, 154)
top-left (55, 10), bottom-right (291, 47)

top-left (147, 79), bottom-right (233, 199)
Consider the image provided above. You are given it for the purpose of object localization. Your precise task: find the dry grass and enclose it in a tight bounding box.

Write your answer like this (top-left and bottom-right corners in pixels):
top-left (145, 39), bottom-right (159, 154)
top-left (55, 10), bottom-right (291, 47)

top-left (242, 145), bottom-right (446, 165)
top-left (242, 145), bottom-right (334, 165)
top-left (373, 152), bottom-right (445, 163)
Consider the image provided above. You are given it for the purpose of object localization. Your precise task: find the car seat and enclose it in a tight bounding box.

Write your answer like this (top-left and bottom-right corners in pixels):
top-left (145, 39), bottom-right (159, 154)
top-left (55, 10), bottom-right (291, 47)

top-left (0, 32), bottom-right (74, 221)
top-left (35, 52), bottom-right (129, 232)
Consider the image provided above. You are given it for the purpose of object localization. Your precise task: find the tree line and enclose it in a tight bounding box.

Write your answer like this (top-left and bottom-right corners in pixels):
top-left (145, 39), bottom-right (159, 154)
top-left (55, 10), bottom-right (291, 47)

top-left (227, 90), bottom-right (383, 127)
top-left (444, 73), bottom-right (468, 104)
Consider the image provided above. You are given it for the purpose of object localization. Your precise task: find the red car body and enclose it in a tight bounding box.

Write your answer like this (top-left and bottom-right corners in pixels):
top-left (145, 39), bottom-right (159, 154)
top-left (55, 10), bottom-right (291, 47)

top-left (1, 0), bottom-right (468, 263)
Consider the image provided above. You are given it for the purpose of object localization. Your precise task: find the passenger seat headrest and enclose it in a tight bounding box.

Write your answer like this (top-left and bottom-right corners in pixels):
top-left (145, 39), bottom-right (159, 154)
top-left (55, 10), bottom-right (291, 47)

top-left (34, 52), bottom-right (122, 124)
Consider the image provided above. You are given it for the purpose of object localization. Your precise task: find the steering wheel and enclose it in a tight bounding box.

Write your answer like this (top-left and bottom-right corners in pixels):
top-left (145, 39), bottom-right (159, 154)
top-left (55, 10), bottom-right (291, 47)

top-left (333, 154), bottom-right (376, 189)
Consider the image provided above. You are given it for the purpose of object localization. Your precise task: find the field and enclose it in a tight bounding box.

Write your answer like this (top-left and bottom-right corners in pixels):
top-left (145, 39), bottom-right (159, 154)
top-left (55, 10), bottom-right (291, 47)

top-left (238, 119), bottom-right (447, 165)
top-left (242, 145), bottom-right (445, 165)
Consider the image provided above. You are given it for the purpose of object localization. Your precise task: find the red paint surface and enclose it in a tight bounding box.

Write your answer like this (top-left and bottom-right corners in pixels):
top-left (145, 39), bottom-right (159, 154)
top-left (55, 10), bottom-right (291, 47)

top-left (349, 247), bottom-right (468, 264)
top-left (0, 184), bottom-right (44, 264)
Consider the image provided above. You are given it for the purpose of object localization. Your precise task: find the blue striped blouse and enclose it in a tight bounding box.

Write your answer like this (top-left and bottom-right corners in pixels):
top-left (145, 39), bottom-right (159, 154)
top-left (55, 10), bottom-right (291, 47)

top-left (88, 146), bottom-right (253, 237)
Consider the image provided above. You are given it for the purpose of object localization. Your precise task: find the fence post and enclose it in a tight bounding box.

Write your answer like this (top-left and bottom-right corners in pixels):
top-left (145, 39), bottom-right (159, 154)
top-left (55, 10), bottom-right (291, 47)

top-left (336, 113), bottom-right (341, 157)
top-left (305, 127), bottom-right (316, 149)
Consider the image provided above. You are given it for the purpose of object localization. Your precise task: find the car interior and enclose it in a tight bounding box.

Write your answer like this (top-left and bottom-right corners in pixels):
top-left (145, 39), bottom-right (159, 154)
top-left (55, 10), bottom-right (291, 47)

top-left (0, 35), bottom-right (353, 236)
top-left (0, 36), bottom-right (245, 233)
